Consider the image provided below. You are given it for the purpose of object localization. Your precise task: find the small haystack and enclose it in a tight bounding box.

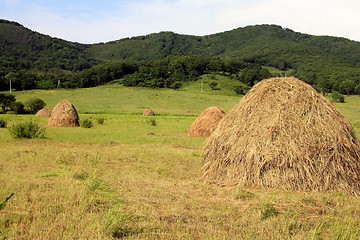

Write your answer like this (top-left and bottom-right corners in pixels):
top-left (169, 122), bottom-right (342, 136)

top-left (48, 100), bottom-right (79, 127)
top-left (35, 108), bottom-right (52, 117)
top-left (143, 108), bottom-right (155, 116)
top-left (188, 107), bottom-right (226, 137)
top-left (202, 77), bottom-right (360, 195)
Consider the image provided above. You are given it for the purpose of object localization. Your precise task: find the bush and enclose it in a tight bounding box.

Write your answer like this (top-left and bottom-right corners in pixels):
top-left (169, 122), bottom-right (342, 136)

top-left (25, 98), bottom-right (46, 114)
top-left (209, 81), bottom-right (218, 90)
top-left (8, 120), bottom-right (46, 139)
top-left (97, 118), bottom-right (105, 125)
top-left (169, 82), bottom-right (182, 90)
top-left (260, 203), bottom-right (278, 220)
top-left (233, 85), bottom-right (250, 95)
top-left (0, 118), bottom-right (6, 128)
top-left (0, 93), bottom-right (16, 111)
top-left (80, 119), bottom-right (93, 128)
top-left (331, 91), bottom-right (345, 103)
top-left (146, 118), bottom-right (157, 126)
top-left (11, 101), bottom-right (25, 114)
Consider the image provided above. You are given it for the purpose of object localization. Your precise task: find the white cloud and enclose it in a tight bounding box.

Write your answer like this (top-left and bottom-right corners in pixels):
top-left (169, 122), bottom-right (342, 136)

top-left (2, 0), bottom-right (360, 43)
top-left (216, 0), bottom-right (360, 41)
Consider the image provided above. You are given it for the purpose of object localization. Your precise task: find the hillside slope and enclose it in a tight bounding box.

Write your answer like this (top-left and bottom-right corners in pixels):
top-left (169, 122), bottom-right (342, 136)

top-left (87, 25), bottom-right (360, 86)
top-left (0, 19), bottom-right (97, 73)
top-left (1, 19), bottom-right (360, 91)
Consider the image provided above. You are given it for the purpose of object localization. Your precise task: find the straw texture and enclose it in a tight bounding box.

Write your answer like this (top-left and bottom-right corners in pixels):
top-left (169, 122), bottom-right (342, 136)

top-left (188, 107), bottom-right (225, 137)
top-left (202, 77), bottom-right (360, 194)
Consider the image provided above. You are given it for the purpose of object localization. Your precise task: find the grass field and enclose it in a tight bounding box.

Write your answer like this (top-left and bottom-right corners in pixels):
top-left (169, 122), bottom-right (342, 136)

top-left (1, 81), bottom-right (360, 239)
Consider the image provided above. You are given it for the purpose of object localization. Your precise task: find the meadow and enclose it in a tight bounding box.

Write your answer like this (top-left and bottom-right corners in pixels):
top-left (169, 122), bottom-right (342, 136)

top-left (1, 80), bottom-right (360, 239)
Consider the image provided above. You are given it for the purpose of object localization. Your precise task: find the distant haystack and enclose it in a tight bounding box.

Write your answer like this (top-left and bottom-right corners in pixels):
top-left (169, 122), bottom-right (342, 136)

top-left (35, 108), bottom-right (52, 117)
top-left (188, 107), bottom-right (225, 137)
top-left (202, 77), bottom-right (360, 195)
top-left (143, 108), bottom-right (155, 116)
top-left (48, 100), bottom-right (79, 127)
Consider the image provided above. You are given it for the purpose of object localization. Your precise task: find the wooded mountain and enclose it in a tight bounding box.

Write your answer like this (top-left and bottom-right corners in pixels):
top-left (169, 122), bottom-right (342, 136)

top-left (87, 25), bottom-right (360, 88)
top-left (1, 19), bottom-right (360, 93)
top-left (0, 19), bottom-right (98, 73)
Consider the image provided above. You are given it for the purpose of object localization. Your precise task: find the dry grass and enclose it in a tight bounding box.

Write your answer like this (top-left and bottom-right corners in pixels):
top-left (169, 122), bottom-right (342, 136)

top-left (202, 77), bottom-right (360, 194)
top-left (1, 140), bottom-right (360, 239)
top-left (1, 82), bottom-right (360, 239)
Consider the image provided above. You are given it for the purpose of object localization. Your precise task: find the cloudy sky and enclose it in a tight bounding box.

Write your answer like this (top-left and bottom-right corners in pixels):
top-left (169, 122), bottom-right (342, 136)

top-left (1, 0), bottom-right (359, 44)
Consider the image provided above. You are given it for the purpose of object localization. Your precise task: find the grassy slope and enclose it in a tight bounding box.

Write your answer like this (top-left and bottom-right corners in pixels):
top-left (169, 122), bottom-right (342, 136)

top-left (1, 83), bottom-right (360, 239)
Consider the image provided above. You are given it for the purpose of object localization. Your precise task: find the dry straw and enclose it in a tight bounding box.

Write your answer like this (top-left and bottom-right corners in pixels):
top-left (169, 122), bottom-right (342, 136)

top-left (35, 108), bottom-right (52, 117)
top-left (202, 77), bottom-right (360, 195)
top-left (143, 108), bottom-right (155, 116)
top-left (188, 107), bottom-right (226, 137)
top-left (48, 100), bottom-right (79, 127)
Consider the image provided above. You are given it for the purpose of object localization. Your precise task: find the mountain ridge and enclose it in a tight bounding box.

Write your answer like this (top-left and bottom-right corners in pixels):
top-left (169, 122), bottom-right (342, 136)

top-left (1, 19), bottom-right (360, 93)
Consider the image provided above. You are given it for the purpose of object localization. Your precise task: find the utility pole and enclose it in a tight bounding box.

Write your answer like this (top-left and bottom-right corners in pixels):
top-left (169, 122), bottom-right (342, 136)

top-left (9, 78), bottom-right (12, 94)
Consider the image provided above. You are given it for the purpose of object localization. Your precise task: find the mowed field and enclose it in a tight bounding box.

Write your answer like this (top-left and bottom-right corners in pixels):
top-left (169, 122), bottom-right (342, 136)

top-left (1, 81), bottom-right (360, 239)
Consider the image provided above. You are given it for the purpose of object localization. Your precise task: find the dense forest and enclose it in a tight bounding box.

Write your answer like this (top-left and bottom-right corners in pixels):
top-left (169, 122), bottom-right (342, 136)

top-left (1, 19), bottom-right (360, 94)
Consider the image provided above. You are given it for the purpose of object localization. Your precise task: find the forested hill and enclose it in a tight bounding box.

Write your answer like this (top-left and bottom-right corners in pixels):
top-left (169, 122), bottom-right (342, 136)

top-left (1, 19), bottom-right (360, 93)
top-left (0, 19), bottom-right (98, 72)
top-left (88, 25), bottom-right (360, 87)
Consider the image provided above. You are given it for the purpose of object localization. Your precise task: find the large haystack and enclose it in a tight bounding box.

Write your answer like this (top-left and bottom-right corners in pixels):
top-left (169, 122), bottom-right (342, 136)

top-left (202, 77), bottom-right (360, 194)
top-left (35, 108), bottom-right (52, 117)
top-left (48, 100), bottom-right (79, 127)
top-left (188, 107), bottom-right (226, 137)
top-left (143, 108), bottom-right (155, 116)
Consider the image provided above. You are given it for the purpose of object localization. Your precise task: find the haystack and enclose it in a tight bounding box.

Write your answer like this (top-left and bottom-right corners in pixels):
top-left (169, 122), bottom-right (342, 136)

top-left (202, 77), bottom-right (360, 195)
top-left (143, 108), bottom-right (155, 116)
top-left (35, 108), bottom-right (52, 117)
top-left (188, 107), bottom-right (225, 137)
top-left (48, 100), bottom-right (79, 127)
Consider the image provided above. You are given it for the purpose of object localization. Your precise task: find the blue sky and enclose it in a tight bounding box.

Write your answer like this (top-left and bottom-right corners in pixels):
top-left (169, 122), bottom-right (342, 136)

top-left (1, 0), bottom-right (360, 43)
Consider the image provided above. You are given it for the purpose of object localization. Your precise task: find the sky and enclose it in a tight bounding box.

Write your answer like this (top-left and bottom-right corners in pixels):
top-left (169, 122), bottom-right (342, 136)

top-left (1, 0), bottom-right (360, 44)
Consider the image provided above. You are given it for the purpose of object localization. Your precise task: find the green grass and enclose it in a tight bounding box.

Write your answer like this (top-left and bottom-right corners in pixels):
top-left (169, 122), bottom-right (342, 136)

top-left (1, 83), bottom-right (360, 239)
top-left (12, 82), bottom-right (240, 116)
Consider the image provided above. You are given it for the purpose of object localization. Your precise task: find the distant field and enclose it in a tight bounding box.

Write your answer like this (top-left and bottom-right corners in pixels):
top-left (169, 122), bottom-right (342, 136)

top-left (13, 80), bottom-right (241, 116)
top-left (1, 82), bottom-right (360, 239)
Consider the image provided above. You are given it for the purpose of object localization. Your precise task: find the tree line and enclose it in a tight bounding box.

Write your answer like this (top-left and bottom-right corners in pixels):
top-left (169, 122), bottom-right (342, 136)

top-left (0, 56), bottom-right (271, 91)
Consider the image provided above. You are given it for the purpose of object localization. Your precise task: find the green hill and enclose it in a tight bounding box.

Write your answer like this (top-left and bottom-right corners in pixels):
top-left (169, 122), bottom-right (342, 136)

top-left (0, 19), bottom-right (98, 73)
top-left (87, 25), bottom-right (360, 90)
top-left (1, 19), bottom-right (360, 93)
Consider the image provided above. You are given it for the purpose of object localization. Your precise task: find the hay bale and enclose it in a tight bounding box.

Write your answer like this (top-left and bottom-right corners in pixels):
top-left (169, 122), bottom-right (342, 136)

top-left (48, 100), bottom-right (79, 127)
top-left (35, 108), bottom-right (52, 117)
top-left (202, 77), bottom-right (360, 195)
top-left (188, 107), bottom-right (226, 137)
top-left (143, 108), bottom-right (155, 116)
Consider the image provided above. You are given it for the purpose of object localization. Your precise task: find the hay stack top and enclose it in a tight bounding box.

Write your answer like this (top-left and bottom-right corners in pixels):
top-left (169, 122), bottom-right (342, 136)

top-left (188, 107), bottom-right (226, 137)
top-left (202, 77), bottom-right (360, 195)
top-left (143, 108), bottom-right (155, 116)
top-left (35, 108), bottom-right (52, 117)
top-left (48, 100), bottom-right (79, 127)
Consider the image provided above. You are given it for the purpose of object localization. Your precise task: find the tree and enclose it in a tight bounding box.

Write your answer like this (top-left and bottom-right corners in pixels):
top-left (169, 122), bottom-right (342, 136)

top-left (4, 72), bottom-right (16, 93)
top-left (233, 85), bottom-right (250, 95)
top-left (25, 98), bottom-right (46, 114)
top-left (331, 91), bottom-right (345, 103)
top-left (339, 80), bottom-right (356, 95)
top-left (0, 93), bottom-right (16, 111)
top-left (209, 81), bottom-right (218, 90)
top-left (354, 84), bottom-right (360, 95)
top-left (170, 82), bottom-right (182, 90)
